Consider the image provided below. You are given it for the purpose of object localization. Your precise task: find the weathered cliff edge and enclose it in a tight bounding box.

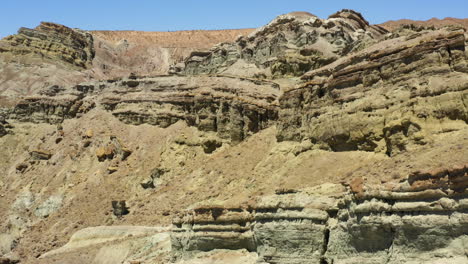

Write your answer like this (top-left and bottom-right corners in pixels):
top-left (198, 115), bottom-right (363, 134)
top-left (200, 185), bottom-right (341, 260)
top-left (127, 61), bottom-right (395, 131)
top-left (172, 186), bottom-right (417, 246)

top-left (9, 24), bottom-right (467, 154)
top-left (0, 22), bottom-right (95, 69)
top-left (181, 10), bottom-right (387, 78)
top-left (172, 166), bottom-right (468, 264)
top-left (278, 27), bottom-right (468, 155)
top-left (9, 75), bottom-right (279, 142)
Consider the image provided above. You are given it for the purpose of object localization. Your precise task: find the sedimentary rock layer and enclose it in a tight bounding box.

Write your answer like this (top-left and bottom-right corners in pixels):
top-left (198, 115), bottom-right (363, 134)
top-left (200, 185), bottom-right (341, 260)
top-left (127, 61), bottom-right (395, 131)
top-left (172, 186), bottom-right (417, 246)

top-left (172, 166), bottom-right (468, 264)
top-left (278, 27), bottom-right (468, 155)
top-left (0, 22), bottom-right (94, 68)
top-left (9, 75), bottom-right (279, 142)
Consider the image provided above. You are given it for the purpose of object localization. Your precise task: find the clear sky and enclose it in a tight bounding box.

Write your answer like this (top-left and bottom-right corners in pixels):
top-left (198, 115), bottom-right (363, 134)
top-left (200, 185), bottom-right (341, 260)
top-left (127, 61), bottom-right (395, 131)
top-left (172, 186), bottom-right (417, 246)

top-left (1, 0), bottom-right (467, 38)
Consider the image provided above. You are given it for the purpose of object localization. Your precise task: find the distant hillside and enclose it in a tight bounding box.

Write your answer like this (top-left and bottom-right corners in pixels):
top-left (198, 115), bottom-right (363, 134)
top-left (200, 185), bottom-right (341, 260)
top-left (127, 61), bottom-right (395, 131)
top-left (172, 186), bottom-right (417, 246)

top-left (380, 17), bottom-right (468, 31)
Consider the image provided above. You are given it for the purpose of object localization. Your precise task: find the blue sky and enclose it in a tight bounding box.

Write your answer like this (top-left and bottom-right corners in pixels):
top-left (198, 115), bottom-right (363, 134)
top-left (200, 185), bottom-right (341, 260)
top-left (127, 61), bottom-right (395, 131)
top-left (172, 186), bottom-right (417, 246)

top-left (1, 0), bottom-right (467, 38)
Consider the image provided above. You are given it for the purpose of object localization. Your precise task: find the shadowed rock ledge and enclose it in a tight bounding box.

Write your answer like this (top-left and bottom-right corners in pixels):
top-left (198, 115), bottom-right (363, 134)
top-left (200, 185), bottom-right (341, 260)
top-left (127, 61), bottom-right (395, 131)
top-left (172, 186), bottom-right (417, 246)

top-left (172, 166), bottom-right (468, 264)
top-left (9, 75), bottom-right (279, 142)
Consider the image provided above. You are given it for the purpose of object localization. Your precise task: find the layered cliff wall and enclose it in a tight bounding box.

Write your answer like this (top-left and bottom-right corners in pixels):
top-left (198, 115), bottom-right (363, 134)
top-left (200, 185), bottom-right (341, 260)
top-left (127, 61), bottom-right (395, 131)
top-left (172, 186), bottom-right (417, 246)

top-left (8, 75), bottom-right (279, 142)
top-left (0, 22), bottom-right (95, 69)
top-left (278, 27), bottom-right (468, 155)
top-left (172, 166), bottom-right (468, 264)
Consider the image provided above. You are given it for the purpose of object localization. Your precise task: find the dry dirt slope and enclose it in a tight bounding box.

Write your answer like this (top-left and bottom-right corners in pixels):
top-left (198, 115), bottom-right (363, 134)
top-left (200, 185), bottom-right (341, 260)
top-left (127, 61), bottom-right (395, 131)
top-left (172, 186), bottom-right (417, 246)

top-left (380, 17), bottom-right (468, 31)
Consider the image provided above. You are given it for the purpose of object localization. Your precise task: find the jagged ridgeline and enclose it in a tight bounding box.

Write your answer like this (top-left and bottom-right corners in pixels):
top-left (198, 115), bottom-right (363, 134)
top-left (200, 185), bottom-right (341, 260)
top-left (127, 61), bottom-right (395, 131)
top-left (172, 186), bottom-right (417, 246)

top-left (0, 9), bottom-right (467, 264)
top-left (181, 10), bottom-right (387, 77)
top-left (0, 22), bottom-right (94, 68)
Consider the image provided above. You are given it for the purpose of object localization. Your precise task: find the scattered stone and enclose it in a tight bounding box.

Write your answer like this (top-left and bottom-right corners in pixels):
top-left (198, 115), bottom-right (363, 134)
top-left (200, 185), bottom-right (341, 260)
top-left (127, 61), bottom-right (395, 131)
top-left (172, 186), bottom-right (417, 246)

top-left (112, 201), bottom-right (129, 217)
top-left (140, 179), bottom-right (155, 189)
top-left (84, 129), bottom-right (94, 138)
top-left (107, 167), bottom-right (118, 174)
top-left (201, 138), bottom-right (223, 154)
top-left (83, 140), bottom-right (92, 147)
top-left (110, 136), bottom-right (132, 161)
top-left (96, 146), bottom-right (115, 162)
top-left (162, 210), bottom-right (171, 216)
top-left (121, 147), bottom-right (132, 161)
top-left (15, 163), bottom-right (28, 173)
top-left (34, 195), bottom-right (63, 218)
top-left (0, 124), bottom-right (6, 137)
top-left (141, 168), bottom-right (167, 189)
top-left (0, 256), bottom-right (20, 264)
top-left (30, 149), bottom-right (52, 160)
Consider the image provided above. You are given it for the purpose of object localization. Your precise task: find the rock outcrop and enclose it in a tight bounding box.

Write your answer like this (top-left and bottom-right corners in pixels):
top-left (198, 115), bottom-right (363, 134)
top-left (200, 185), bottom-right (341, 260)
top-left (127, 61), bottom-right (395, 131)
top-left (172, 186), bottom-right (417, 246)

top-left (11, 75), bottom-right (279, 142)
top-left (182, 10), bottom-right (387, 78)
top-left (172, 166), bottom-right (468, 264)
top-left (278, 27), bottom-right (468, 155)
top-left (0, 22), bottom-right (94, 69)
top-left (10, 93), bottom-right (94, 124)
top-left (91, 28), bottom-right (255, 78)
top-left (99, 76), bottom-right (279, 141)
top-left (380, 17), bottom-right (468, 32)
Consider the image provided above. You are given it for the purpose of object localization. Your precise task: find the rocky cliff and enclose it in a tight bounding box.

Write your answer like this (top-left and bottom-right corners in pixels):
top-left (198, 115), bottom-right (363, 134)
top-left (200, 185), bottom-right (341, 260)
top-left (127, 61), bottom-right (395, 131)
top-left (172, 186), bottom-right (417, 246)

top-left (380, 17), bottom-right (468, 32)
top-left (10, 75), bottom-right (278, 142)
top-left (182, 10), bottom-right (387, 78)
top-left (172, 166), bottom-right (468, 264)
top-left (0, 9), bottom-right (467, 264)
top-left (91, 29), bottom-right (254, 78)
top-left (278, 27), bottom-right (468, 155)
top-left (0, 22), bottom-right (95, 69)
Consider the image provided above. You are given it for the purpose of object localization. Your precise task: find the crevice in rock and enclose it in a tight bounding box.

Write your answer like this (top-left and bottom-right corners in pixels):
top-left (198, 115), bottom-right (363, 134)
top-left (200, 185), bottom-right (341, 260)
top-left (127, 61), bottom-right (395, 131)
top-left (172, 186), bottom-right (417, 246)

top-left (447, 46), bottom-right (453, 69)
top-left (320, 228), bottom-right (330, 264)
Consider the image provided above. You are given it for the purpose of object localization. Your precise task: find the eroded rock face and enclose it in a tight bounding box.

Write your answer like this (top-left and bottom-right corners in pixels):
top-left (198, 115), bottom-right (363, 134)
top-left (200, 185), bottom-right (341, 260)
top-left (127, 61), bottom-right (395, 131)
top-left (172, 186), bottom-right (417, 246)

top-left (278, 27), bottom-right (468, 155)
top-left (182, 10), bottom-right (387, 78)
top-left (0, 22), bottom-right (94, 69)
top-left (100, 76), bottom-right (279, 142)
top-left (172, 166), bottom-right (468, 264)
top-left (10, 94), bottom-right (94, 124)
top-left (9, 75), bottom-right (279, 142)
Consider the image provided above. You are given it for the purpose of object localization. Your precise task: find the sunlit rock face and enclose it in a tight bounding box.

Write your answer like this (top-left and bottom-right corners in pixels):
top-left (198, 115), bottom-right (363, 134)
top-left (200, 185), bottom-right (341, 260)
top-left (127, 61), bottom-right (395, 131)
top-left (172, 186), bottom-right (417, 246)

top-left (0, 8), bottom-right (467, 264)
top-left (0, 22), bottom-right (95, 68)
top-left (278, 27), bottom-right (468, 155)
top-left (173, 166), bottom-right (468, 264)
top-left (182, 10), bottom-right (388, 78)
